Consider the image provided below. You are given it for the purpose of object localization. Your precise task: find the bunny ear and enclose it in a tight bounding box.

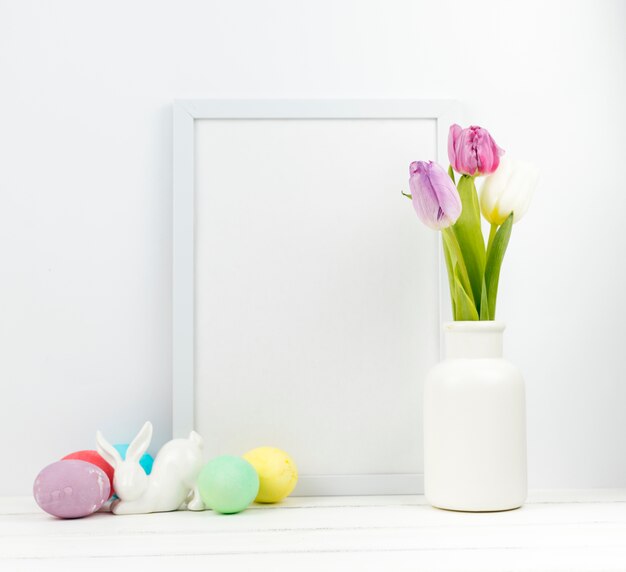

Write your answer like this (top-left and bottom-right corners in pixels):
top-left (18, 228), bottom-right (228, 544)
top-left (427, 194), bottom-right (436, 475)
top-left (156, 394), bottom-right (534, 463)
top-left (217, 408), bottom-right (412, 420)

top-left (126, 422), bottom-right (153, 463)
top-left (189, 430), bottom-right (203, 448)
top-left (96, 430), bottom-right (122, 469)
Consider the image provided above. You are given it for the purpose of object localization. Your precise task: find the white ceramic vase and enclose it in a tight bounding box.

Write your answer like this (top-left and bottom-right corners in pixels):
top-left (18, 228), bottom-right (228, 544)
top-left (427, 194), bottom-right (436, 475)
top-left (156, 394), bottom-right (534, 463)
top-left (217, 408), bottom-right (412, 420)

top-left (423, 321), bottom-right (527, 511)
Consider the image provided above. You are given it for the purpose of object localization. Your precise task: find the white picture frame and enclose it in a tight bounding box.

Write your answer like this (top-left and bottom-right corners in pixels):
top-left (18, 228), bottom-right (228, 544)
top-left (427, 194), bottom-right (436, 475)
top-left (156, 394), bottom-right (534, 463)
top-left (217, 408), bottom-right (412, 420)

top-left (173, 99), bottom-right (458, 495)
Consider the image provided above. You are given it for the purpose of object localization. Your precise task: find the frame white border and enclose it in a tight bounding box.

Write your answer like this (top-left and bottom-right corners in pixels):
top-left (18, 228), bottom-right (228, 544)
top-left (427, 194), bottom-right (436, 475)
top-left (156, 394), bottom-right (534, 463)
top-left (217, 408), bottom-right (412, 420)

top-left (173, 99), bottom-right (459, 494)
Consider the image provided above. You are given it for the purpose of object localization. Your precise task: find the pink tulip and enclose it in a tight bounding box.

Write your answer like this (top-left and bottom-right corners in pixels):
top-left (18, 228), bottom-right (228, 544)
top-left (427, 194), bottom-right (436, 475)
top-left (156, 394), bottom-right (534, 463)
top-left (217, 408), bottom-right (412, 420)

top-left (448, 124), bottom-right (504, 176)
top-left (409, 161), bottom-right (462, 230)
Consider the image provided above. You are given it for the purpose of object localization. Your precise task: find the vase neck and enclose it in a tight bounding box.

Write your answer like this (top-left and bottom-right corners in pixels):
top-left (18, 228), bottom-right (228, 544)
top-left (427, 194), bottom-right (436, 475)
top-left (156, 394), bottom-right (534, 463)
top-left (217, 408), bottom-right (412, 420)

top-left (444, 321), bottom-right (505, 359)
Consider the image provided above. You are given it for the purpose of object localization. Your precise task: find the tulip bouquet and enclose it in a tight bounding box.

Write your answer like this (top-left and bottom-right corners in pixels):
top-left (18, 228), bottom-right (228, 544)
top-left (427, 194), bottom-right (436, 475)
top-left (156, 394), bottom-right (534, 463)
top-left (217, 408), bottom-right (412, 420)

top-left (405, 125), bottom-right (538, 320)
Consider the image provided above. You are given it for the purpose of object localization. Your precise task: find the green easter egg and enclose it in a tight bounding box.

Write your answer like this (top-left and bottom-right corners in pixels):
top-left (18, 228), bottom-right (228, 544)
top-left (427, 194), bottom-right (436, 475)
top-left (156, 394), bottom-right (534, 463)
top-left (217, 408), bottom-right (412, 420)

top-left (198, 456), bottom-right (260, 514)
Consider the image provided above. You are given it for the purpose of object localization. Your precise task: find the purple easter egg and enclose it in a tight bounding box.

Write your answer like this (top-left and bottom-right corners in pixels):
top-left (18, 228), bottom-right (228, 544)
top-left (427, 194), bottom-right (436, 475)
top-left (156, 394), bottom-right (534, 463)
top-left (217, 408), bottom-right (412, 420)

top-left (33, 460), bottom-right (110, 519)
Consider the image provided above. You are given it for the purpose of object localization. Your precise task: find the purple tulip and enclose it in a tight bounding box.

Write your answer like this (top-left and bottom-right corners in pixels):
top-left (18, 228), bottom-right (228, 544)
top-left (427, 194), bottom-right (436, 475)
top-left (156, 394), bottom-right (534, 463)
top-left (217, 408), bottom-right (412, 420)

top-left (408, 161), bottom-right (462, 230)
top-left (448, 124), bottom-right (504, 176)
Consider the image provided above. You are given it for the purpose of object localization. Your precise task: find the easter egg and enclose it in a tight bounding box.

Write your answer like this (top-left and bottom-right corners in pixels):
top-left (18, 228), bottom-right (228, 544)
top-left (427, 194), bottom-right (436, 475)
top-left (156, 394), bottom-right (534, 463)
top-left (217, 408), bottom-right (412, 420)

top-left (62, 450), bottom-right (114, 496)
top-left (243, 447), bottom-right (298, 503)
top-left (197, 456), bottom-right (259, 514)
top-left (33, 460), bottom-right (110, 519)
top-left (113, 444), bottom-right (154, 474)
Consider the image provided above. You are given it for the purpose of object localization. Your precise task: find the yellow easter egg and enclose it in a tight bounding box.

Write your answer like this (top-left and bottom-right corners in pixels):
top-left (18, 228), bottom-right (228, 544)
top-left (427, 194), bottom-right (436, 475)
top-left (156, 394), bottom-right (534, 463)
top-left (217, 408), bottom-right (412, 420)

top-left (243, 447), bottom-right (298, 503)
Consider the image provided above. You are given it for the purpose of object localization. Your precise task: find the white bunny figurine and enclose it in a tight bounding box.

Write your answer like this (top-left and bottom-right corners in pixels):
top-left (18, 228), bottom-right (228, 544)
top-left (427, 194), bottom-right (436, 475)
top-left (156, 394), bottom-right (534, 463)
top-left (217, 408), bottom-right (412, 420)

top-left (96, 421), bottom-right (205, 515)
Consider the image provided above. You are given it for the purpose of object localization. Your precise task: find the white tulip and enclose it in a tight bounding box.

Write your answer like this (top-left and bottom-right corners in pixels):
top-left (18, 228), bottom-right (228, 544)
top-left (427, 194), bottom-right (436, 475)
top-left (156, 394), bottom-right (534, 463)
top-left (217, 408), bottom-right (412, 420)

top-left (480, 156), bottom-right (539, 225)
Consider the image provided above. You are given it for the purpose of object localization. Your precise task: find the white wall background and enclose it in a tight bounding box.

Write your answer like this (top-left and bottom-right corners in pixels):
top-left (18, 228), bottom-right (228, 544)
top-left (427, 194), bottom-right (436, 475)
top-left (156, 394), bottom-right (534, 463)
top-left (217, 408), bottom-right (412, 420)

top-left (1, 0), bottom-right (625, 495)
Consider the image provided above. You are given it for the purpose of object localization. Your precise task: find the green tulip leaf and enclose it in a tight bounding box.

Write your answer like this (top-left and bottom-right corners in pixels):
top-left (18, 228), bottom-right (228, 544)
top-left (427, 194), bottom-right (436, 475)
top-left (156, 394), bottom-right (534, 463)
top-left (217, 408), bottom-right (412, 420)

top-left (448, 165), bottom-right (456, 185)
top-left (480, 277), bottom-right (490, 321)
top-left (485, 213), bottom-right (513, 319)
top-left (441, 235), bottom-right (457, 319)
top-left (451, 176), bottom-right (486, 310)
top-left (454, 266), bottom-right (479, 321)
top-left (442, 227), bottom-right (474, 306)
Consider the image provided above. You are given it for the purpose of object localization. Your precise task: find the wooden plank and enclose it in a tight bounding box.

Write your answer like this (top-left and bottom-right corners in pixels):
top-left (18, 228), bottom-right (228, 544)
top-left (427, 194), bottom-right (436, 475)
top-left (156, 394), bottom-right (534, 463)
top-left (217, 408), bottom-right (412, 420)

top-left (3, 519), bottom-right (626, 558)
top-left (4, 547), bottom-right (626, 572)
top-left (2, 492), bottom-right (626, 571)
top-left (4, 489), bottom-right (625, 515)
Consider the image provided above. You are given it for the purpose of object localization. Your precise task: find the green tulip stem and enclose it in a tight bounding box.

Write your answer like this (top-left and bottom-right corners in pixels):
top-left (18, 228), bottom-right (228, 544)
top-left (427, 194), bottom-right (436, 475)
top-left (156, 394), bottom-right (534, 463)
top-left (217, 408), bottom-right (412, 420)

top-left (451, 175), bottom-right (485, 311)
top-left (486, 223), bottom-right (498, 260)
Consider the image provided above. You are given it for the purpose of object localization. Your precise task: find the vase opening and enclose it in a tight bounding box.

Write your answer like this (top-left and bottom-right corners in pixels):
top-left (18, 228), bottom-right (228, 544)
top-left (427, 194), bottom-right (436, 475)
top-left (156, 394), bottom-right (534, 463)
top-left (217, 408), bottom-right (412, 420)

top-left (443, 321), bottom-right (505, 359)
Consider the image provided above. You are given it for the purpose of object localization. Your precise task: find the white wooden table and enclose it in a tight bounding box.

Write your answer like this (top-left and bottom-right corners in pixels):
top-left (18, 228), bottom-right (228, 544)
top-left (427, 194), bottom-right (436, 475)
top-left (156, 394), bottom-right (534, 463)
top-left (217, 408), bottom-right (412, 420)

top-left (1, 491), bottom-right (625, 571)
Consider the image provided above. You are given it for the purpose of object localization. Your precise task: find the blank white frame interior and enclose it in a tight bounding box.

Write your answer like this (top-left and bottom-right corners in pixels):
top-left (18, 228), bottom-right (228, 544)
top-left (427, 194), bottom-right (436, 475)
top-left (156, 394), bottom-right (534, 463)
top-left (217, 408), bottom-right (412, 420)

top-left (173, 99), bottom-right (457, 495)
